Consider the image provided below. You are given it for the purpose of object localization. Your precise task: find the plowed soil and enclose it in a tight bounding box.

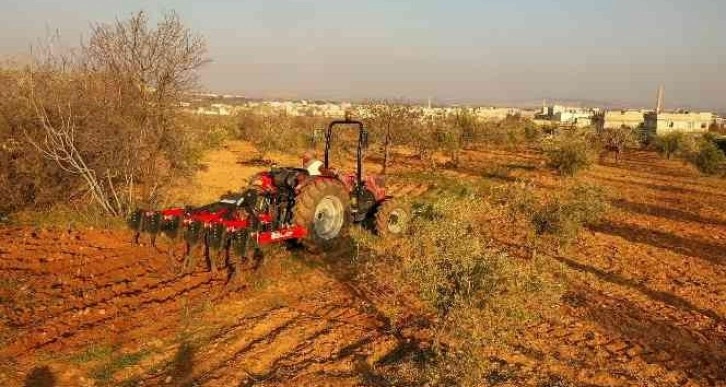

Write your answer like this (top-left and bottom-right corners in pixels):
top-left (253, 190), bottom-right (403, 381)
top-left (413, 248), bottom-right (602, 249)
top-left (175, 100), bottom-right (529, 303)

top-left (1, 143), bottom-right (725, 386)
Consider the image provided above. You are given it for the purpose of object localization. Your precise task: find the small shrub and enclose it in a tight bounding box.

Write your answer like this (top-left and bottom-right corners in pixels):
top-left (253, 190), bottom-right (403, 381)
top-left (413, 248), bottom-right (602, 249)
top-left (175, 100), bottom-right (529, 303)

top-left (498, 181), bottom-right (609, 250)
top-left (475, 115), bottom-right (541, 149)
top-left (654, 131), bottom-right (684, 159)
top-left (531, 183), bottom-right (609, 244)
top-left (691, 139), bottom-right (726, 175)
top-left (481, 163), bottom-right (512, 181)
top-left (542, 129), bottom-right (596, 176)
top-left (352, 194), bottom-right (562, 385)
top-left (492, 180), bottom-right (538, 222)
top-left (402, 197), bottom-right (501, 316)
top-left (523, 121), bottom-right (543, 143)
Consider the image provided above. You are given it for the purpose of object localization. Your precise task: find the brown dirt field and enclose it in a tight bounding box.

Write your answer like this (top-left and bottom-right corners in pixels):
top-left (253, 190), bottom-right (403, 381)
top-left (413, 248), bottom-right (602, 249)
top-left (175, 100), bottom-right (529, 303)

top-left (1, 142), bottom-right (724, 386)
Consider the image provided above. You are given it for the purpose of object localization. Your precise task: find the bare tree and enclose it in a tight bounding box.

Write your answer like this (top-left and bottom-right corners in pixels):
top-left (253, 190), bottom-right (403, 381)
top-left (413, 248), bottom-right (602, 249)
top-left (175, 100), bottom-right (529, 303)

top-left (23, 11), bottom-right (208, 216)
top-left (414, 119), bottom-right (442, 170)
top-left (366, 100), bottom-right (418, 175)
top-left (85, 11), bottom-right (208, 203)
top-left (598, 125), bottom-right (639, 163)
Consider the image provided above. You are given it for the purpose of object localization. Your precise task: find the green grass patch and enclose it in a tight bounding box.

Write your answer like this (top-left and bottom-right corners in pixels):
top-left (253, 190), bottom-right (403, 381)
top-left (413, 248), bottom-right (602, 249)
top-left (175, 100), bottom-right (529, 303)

top-left (394, 170), bottom-right (491, 200)
top-left (67, 344), bottom-right (114, 365)
top-left (89, 349), bottom-right (151, 385)
top-left (9, 204), bottom-right (125, 230)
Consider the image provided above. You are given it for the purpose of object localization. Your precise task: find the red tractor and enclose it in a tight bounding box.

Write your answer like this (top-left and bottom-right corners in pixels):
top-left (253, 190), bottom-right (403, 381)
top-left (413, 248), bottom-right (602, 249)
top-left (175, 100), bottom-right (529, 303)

top-left (129, 118), bottom-right (410, 277)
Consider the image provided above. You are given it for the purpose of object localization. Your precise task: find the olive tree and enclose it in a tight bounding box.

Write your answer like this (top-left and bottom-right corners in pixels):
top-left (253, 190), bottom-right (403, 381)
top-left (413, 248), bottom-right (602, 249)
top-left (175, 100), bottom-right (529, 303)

top-left (654, 132), bottom-right (684, 160)
top-left (446, 108), bottom-right (478, 166)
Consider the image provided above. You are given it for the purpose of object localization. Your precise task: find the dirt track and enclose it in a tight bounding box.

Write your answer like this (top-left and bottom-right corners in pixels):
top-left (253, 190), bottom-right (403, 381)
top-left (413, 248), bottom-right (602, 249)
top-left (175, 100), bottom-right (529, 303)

top-left (1, 145), bottom-right (725, 386)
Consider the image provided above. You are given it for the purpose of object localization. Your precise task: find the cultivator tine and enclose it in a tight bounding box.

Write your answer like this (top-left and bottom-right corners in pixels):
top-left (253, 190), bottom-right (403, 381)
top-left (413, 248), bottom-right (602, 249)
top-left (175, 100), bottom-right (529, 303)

top-left (143, 212), bottom-right (162, 247)
top-left (183, 220), bottom-right (204, 272)
top-left (207, 223), bottom-right (230, 275)
top-left (150, 233), bottom-right (158, 248)
top-left (227, 229), bottom-right (252, 283)
top-left (152, 215), bottom-right (183, 267)
top-left (161, 216), bottom-right (181, 240)
top-left (207, 224), bottom-right (226, 251)
top-left (128, 209), bottom-right (144, 244)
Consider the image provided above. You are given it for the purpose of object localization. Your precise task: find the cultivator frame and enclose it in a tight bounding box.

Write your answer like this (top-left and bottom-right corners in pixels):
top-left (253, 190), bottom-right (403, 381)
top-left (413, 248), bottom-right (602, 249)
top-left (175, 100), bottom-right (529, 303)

top-left (129, 176), bottom-right (307, 275)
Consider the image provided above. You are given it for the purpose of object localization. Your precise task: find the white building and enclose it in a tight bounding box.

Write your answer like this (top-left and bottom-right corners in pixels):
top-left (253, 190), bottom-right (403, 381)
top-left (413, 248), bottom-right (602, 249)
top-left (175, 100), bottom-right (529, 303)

top-left (602, 110), bottom-right (646, 129)
top-left (643, 111), bottom-right (714, 136)
top-left (539, 105), bottom-right (598, 128)
top-left (195, 103), bottom-right (233, 116)
top-left (473, 107), bottom-right (521, 121)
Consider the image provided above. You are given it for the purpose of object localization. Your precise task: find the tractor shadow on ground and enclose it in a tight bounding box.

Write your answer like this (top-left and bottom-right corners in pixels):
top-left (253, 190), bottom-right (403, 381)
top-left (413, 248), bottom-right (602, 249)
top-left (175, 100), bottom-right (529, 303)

top-left (436, 159), bottom-right (526, 183)
top-left (171, 341), bottom-right (196, 383)
top-left (597, 161), bottom-right (691, 181)
top-left (552, 254), bottom-right (724, 324)
top-left (576, 289), bottom-right (726, 384)
top-left (594, 176), bottom-right (701, 196)
top-left (609, 151), bottom-right (697, 178)
top-left (588, 222), bottom-right (725, 266)
top-left (134, 339), bottom-right (197, 386)
top-left (24, 366), bottom-right (56, 387)
top-left (612, 199), bottom-right (726, 227)
top-left (286, 237), bottom-right (435, 382)
top-left (592, 173), bottom-right (726, 203)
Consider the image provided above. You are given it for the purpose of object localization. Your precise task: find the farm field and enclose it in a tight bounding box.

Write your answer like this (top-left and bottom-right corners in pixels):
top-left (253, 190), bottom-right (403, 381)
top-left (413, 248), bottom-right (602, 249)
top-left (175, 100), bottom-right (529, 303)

top-left (1, 142), bottom-right (725, 386)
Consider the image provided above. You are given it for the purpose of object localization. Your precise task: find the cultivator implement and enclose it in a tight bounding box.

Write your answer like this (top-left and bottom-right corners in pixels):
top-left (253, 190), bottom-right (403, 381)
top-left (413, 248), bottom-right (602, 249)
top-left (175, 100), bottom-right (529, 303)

top-left (128, 119), bottom-right (413, 280)
top-left (129, 175), bottom-right (307, 277)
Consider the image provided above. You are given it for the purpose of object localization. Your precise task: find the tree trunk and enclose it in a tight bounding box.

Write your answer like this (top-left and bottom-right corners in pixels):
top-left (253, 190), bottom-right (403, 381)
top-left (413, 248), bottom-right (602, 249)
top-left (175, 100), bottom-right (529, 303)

top-left (451, 148), bottom-right (460, 167)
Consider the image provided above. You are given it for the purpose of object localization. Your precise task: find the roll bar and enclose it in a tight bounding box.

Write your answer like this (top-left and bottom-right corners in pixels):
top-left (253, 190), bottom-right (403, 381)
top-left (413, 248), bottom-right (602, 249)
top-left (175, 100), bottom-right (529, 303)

top-left (324, 118), bottom-right (368, 188)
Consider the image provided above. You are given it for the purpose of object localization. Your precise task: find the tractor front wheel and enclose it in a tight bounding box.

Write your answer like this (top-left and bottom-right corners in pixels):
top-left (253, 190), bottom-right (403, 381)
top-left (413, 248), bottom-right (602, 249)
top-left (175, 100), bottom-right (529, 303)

top-left (375, 199), bottom-right (411, 238)
top-left (293, 178), bottom-right (351, 251)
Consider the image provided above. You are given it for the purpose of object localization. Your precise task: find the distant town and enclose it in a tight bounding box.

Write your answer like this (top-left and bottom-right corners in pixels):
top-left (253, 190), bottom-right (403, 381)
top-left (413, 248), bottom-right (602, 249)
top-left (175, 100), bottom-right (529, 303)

top-left (185, 88), bottom-right (725, 137)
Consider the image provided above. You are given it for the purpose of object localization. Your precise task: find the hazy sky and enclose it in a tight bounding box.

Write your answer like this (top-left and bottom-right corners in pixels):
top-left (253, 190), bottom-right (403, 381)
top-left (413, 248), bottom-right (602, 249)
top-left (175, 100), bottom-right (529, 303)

top-left (1, 0), bottom-right (724, 110)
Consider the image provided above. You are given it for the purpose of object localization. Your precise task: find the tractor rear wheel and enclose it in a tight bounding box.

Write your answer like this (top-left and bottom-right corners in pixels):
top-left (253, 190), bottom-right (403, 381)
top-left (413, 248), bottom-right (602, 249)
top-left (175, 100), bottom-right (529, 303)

top-left (375, 199), bottom-right (411, 238)
top-left (293, 178), bottom-right (351, 251)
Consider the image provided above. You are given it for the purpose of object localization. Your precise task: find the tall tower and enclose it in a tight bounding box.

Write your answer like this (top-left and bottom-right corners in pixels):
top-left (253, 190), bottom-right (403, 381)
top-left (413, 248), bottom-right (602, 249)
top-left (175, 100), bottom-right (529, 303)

top-left (655, 85), bottom-right (664, 114)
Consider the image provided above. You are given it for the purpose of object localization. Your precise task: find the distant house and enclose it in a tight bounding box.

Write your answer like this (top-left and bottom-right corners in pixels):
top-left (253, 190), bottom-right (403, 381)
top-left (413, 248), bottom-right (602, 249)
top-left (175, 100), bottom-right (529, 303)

top-left (602, 110), bottom-right (646, 129)
top-left (537, 105), bottom-right (598, 128)
top-left (518, 109), bottom-right (538, 120)
top-left (473, 107), bottom-right (520, 121)
top-left (195, 103), bottom-right (233, 116)
top-left (643, 111), bottom-right (713, 136)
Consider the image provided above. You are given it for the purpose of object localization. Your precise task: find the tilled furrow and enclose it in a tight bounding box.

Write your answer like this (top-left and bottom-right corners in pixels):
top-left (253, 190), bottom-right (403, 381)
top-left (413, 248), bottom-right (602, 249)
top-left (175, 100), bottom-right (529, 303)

top-left (204, 306), bottom-right (291, 345)
top-left (8, 267), bottom-right (201, 328)
top-left (262, 327), bottom-right (384, 384)
top-left (214, 322), bottom-right (344, 386)
top-left (190, 313), bottom-right (308, 385)
top-left (2, 273), bottom-right (220, 357)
